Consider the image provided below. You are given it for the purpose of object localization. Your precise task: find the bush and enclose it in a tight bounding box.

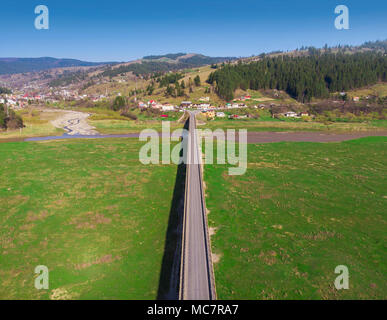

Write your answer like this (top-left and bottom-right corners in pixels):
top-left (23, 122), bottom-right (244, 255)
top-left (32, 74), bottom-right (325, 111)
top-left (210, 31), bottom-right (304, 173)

top-left (120, 110), bottom-right (138, 120)
top-left (0, 104), bottom-right (24, 129)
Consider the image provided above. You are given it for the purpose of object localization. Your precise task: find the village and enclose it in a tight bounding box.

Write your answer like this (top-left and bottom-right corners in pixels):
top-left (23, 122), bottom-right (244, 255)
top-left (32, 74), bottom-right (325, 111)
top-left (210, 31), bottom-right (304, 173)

top-left (0, 88), bottom-right (313, 121)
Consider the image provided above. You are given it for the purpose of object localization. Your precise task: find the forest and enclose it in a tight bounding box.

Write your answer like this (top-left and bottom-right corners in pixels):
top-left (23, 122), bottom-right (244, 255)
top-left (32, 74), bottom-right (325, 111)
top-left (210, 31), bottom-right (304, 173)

top-left (207, 51), bottom-right (387, 102)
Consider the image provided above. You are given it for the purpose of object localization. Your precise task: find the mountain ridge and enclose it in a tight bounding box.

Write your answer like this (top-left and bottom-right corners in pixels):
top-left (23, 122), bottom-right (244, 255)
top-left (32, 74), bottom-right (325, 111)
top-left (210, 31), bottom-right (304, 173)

top-left (0, 57), bottom-right (116, 75)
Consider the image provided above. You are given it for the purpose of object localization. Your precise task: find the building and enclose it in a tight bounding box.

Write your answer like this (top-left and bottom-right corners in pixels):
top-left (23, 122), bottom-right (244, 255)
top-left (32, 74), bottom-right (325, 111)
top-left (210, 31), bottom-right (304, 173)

top-left (181, 101), bottom-right (192, 108)
top-left (283, 111), bottom-right (298, 118)
top-left (216, 112), bottom-right (226, 118)
top-left (162, 104), bottom-right (175, 111)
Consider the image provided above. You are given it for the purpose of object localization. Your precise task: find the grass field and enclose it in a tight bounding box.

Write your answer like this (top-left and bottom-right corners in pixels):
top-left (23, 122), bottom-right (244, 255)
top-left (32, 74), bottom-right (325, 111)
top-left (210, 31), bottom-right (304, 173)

top-left (0, 109), bottom-right (64, 139)
top-left (79, 106), bottom-right (185, 134)
top-left (88, 118), bottom-right (184, 134)
top-left (346, 83), bottom-right (387, 99)
top-left (204, 136), bottom-right (387, 299)
top-left (200, 118), bottom-right (387, 132)
top-left (0, 138), bottom-right (178, 299)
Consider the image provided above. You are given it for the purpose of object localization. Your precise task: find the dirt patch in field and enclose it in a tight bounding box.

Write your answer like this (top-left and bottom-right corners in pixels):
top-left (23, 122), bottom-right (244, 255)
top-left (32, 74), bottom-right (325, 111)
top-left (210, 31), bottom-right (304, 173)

top-left (26, 210), bottom-right (49, 222)
top-left (74, 254), bottom-right (121, 270)
top-left (209, 227), bottom-right (217, 236)
top-left (69, 212), bottom-right (112, 229)
top-left (50, 287), bottom-right (78, 300)
top-left (301, 230), bottom-right (342, 241)
top-left (258, 250), bottom-right (278, 266)
top-left (212, 252), bottom-right (222, 263)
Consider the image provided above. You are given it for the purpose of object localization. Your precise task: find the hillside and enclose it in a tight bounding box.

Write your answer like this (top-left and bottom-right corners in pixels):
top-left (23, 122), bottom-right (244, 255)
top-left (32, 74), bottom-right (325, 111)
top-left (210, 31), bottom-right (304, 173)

top-left (0, 57), bottom-right (114, 75)
top-left (100, 53), bottom-right (235, 77)
top-left (208, 51), bottom-right (387, 102)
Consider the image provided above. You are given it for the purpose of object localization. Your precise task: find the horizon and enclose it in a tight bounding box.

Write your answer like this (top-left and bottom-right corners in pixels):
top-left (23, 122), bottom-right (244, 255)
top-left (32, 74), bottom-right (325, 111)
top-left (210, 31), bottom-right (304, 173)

top-left (1, 38), bottom-right (386, 63)
top-left (1, 0), bottom-right (387, 62)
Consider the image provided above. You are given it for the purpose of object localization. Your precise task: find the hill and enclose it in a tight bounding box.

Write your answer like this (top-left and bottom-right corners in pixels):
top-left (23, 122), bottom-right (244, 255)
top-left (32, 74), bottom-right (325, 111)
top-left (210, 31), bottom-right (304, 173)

top-left (0, 57), bottom-right (114, 75)
top-left (100, 53), bottom-right (235, 77)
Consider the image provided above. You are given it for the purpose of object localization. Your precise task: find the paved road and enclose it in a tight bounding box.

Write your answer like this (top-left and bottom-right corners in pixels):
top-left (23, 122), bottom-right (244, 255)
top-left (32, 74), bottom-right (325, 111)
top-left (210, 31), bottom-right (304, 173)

top-left (180, 111), bottom-right (216, 300)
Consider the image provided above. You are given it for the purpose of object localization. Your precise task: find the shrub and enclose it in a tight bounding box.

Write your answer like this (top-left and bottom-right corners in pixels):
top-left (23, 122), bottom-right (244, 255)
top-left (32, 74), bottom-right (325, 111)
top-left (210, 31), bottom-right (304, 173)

top-left (120, 110), bottom-right (138, 120)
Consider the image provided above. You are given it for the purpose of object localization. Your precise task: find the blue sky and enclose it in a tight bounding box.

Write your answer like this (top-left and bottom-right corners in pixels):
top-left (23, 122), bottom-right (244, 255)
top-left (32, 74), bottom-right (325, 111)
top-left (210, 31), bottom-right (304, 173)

top-left (1, 0), bottom-right (386, 61)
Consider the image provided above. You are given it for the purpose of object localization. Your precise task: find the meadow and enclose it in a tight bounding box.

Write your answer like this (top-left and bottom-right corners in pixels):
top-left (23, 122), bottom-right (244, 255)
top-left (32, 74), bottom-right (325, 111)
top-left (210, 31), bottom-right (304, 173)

top-left (0, 108), bottom-right (64, 140)
top-left (204, 136), bottom-right (387, 299)
top-left (200, 117), bottom-right (387, 132)
top-left (0, 138), bottom-right (179, 299)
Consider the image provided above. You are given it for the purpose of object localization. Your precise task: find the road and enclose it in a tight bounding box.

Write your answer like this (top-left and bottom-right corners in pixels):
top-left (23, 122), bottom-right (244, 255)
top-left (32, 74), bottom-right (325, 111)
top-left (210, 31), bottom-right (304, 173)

top-left (180, 111), bottom-right (216, 300)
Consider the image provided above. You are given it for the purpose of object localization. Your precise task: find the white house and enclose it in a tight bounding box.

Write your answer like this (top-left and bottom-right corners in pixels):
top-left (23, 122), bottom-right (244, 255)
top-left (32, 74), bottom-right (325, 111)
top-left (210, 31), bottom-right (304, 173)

top-left (283, 111), bottom-right (298, 118)
top-left (162, 104), bottom-right (175, 111)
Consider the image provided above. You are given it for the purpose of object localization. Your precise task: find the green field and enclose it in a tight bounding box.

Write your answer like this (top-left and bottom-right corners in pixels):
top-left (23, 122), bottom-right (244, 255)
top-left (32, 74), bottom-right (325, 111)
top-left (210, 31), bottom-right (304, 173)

top-left (89, 119), bottom-right (183, 135)
top-left (0, 109), bottom-right (64, 140)
top-left (0, 138), bottom-right (178, 299)
top-left (200, 118), bottom-right (387, 132)
top-left (204, 136), bottom-right (387, 299)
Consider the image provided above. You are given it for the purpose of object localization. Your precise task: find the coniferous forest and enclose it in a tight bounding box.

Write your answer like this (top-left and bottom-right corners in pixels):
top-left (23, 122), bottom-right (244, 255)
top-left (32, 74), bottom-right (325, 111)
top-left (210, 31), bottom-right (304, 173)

top-left (207, 51), bottom-right (387, 102)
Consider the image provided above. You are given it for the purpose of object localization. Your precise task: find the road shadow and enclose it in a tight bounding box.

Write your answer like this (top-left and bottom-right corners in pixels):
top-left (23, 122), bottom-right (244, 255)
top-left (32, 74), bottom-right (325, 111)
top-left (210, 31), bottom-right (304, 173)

top-left (157, 118), bottom-right (190, 300)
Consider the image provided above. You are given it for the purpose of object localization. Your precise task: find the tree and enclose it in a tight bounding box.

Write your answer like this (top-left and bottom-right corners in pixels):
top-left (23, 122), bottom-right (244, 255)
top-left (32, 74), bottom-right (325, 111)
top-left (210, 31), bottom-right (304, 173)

top-left (111, 96), bottom-right (126, 111)
top-left (194, 75), bottom-right (201, 86)
top-left (146, 83), bottom-right (154, 95)
top-left (0, 104), bottom-right (6, 128)
top-left (165, 85), bottom-right (174, 97)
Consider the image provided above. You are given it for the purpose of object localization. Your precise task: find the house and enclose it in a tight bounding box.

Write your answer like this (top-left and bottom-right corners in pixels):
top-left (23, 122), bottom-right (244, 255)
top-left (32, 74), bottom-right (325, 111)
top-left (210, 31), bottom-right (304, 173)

top-left (283, 111), bottom-right (298, 118)
top-left (216, 112), bottom-right (226, 118)
top-left (181, 101), bottom-right (192, 108)
top-left (353, 96), bottom-right (360, 102)
top-left (239, 95), bottom-right (251, 101)
top-left (300, 112), bottom-right (309, 117)
top-left (199, 97), bottom-right (210, 102)
top-left (162, 104), bottom-right (175, 111)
